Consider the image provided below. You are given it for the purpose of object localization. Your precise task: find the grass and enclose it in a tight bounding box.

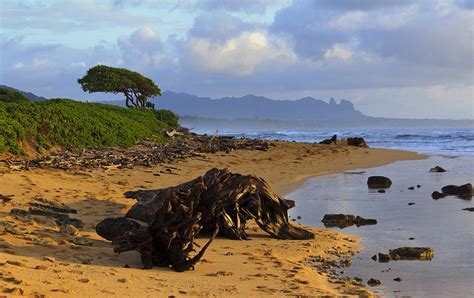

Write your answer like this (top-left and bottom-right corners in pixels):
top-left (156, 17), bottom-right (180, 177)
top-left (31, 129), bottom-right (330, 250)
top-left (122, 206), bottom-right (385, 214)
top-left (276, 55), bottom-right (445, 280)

top-left (0, 98), bottom-right (179, 155)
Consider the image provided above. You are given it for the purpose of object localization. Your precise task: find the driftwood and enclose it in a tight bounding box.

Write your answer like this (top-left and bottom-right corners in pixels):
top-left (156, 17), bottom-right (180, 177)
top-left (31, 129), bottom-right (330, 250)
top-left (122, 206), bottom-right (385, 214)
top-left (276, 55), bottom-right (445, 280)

top-left (4, 133), bottom-right (270, 171)
top-left (96, 168), bottom-right (313, 272)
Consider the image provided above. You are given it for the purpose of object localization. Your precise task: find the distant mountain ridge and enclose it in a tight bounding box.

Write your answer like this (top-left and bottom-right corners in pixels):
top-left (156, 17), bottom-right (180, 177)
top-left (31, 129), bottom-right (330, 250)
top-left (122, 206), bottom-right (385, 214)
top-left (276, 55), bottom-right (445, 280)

top-left (102, 91), bottom-right (366, 122)
top-left (0, 85), bottom-right (48, 102)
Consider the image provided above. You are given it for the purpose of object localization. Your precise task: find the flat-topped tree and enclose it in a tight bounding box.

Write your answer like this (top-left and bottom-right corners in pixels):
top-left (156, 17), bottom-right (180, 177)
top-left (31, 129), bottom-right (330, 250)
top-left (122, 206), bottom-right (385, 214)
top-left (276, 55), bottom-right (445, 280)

top-left (78, 65), bottom-right (161, 109)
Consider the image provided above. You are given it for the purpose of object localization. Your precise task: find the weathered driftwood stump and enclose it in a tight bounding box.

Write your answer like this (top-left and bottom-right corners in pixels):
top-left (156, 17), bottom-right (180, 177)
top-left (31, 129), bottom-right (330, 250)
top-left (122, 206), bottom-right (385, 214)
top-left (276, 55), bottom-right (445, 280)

top-left (96, 168), bottom-right (313, 271)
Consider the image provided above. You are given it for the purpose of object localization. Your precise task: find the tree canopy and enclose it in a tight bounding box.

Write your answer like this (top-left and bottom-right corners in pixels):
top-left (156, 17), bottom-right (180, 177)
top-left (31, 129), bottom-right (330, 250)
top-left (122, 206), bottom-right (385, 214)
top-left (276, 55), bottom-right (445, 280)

top-left (0, 87), bottom-right (29, 104)
top-left (77, 65), bottom-right (161, 109)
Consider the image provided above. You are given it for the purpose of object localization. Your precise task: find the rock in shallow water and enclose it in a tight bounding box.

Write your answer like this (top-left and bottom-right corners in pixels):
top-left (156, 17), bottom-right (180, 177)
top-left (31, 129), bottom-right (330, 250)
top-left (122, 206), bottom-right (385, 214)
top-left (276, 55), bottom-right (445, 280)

top-left (429, 166), bottom-right (447, 173)
top-left (367, 176), bottom-right (392, 188)
top-left (441, 183), bottom-right (473, 198)
top-left (389, 247), bottom-right (434, 260)
top-left (321, 214), bottom-right (377, 229)
top-left (367, 278), bottom-right (381, 286)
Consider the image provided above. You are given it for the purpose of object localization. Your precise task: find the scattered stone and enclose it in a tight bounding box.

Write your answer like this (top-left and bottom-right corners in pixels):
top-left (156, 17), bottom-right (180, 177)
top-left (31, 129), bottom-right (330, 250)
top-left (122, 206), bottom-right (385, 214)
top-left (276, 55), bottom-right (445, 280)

top-left (117, 278), bottom-right (127, 283)
top-left (322, 214), bottom-right (377, 229)
top-left (409, 237), bottom-right (415, 240)
top-left (0, 194), bottom-right (14, 203)
top-left (417, 185), bottom-right (421, 188)
top-left (408, 186), bottom-right (415, 190)
top-left (394, 277), bottom-right (402, 282)
top-left (389, 247), bottom-right (434, 260)
top-left (71, 237), bottom-right (94, 246)
top-left (462, 207), bottom-right (474, 212)
top-left (206, 271), bottom-right (234, 277)
top-left (10, 208), bottom-right (84, 228)
top-left (367, 278), bottom-right (381, 286)
top-left (377, 189), bottom-right (386, 193)
top-left (441, 183), bottom-right (472, 198)
top-left (371, 255), bottom-right (377, 261)
top-left (6, 260), bottom-right (27, 267)
top-left (367, 176), bottom-right (392, 188)
top-left (60, 224), bottom-right (79, 236)
top-left (430, 166), bottom-right (446, 173)
top-left (3, 287), bottom-right (24, 295)
top-left (432, 191), bottom-right (447, 200)
top-left (378, 253), bottom-right (390, 263)
top-left (35, 265), bottom-right (48, 270)
top-left (78, 278), bottom-right (89, 283)
top-left (408, 202), bottom-right (416, 206)
top-left (43, 256), bottom-right (56, 263)
top-left (30, 202), bottom-right (77, 214)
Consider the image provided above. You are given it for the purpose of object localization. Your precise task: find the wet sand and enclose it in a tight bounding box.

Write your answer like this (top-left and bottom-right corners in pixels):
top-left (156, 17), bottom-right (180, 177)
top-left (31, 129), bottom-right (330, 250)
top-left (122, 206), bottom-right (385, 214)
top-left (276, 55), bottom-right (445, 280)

top-left (0, 141), bottom-right (423, 296)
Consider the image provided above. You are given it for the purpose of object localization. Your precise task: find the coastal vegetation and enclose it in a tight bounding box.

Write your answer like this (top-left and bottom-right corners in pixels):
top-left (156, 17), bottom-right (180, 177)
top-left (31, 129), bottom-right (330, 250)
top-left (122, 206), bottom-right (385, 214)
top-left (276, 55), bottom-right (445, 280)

top-left (78, 65), bottom-right (161, 109)
top-left (0, 97), bottom-right (178, 155)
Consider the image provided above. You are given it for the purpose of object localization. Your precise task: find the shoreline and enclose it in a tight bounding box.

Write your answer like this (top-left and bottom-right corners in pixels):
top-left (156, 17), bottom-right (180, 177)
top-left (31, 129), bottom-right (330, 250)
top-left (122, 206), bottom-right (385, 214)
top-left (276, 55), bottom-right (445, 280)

top-left (0, 141), bottom-right (424, 297)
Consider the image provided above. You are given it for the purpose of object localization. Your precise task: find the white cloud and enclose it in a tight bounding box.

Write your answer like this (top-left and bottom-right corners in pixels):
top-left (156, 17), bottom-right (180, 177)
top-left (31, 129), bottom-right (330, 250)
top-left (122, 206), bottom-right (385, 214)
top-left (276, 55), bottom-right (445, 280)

top-left (186, 31), bottom-right (291, 75)
top-left (324, 44), bottom-right (353, 61)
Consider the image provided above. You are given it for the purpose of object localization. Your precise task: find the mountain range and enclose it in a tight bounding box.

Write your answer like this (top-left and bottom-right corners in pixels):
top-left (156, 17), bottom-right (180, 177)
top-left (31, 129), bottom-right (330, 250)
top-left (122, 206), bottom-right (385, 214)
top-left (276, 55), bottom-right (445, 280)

top-left (1, 85), bottom-right (472, 130)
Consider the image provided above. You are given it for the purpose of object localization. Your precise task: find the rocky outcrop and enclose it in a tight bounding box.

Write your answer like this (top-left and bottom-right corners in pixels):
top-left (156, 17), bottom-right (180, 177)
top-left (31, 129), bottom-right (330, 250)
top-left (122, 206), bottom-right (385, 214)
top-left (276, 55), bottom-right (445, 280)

top-left (346, 137), bottom-right (369, 148)
top-left (441, 183), bottom-right (472, 197)
top-left (321, 214), bottom-right (377, 229)
top-left (389, 247), bottom-right (434, 260)
top-left (430, 166), bottom-right (447, 173)
top-left (367, 176), bottom-right (392, 188)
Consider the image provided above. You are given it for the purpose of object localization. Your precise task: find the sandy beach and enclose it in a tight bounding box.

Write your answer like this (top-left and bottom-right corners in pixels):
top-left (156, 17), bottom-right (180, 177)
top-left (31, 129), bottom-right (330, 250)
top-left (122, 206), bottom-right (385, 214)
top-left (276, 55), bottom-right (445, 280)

top-left (0, 141), bottom-right (423, 297)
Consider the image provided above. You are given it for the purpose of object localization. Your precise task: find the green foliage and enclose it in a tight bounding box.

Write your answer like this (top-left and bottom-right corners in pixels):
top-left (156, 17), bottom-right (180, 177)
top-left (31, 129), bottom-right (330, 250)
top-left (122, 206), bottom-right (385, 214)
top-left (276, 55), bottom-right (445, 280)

top-left (0, 87), bottom-right (29, 104)
top-left (154, 109), bottom-right (179, 128)
top-left (78, 65), bottom-right (161, 109)
top-left (0, 99), bottom-right (179, 155)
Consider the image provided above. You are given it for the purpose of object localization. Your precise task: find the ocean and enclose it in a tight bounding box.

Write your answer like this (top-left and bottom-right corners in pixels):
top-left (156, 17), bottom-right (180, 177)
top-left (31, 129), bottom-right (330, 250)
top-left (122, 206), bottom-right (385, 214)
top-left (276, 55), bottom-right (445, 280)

top-left (205, 127), bottom-right (474, 297)
top-left (198, 128), bottom-right (474, 156)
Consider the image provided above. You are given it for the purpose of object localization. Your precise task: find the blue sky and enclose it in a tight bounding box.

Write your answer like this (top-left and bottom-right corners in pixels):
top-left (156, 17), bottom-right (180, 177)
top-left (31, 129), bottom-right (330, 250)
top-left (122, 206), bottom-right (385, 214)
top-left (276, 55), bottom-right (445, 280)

top-left (1, 0), bottom-right (473, 119)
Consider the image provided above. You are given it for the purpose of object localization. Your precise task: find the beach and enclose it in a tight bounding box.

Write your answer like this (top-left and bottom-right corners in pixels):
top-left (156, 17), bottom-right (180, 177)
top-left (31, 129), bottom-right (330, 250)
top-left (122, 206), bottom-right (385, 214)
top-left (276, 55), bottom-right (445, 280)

top-left (0, 141), bottom-right (423, 297)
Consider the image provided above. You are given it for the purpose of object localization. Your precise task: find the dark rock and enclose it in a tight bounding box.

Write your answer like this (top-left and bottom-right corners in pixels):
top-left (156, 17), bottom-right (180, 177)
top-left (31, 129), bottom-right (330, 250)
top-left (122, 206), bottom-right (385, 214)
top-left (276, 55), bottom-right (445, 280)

top-left (408, 202), bottom-right (416, 206)
top-left (371, 255), bottom-right (377, 261)
top-left (96, 217), bottom-right (142, 241)
top-left (367, 278), bottom-right (381, 286)
top-left (29, 202), bottom-right (77, 214)
top-left (321, 214), bottom-right (377, 229)
top-left (377, 189), bottom-right (386, 193)
top-left (346, 137), bottom-right (369, 148)
top-left (389, 247), bottom-right (434, 260)
top-left (409, 237), bottom-right (415, 240)
top-left (10, 208), bottom-right (83, 228)
top-left (0, 194), bottom-right (14, 202)
top-left (367, 176), bottom-right (392, 188)
top-left (394, 277), bottom-right (402, 282)
top-left (430, 166), bottom-right (446, 173)
top-left (462, 207), bottom-right (474, 212)
top-left (408, 186), bottom-right (415, 190)
top-left (378, 253), bottom-right (390, 263)
top-left (441, 183), bottom-right (473, 197)
top-left (319, 135), bottom-right (337, 145)
top-left (431, 191), bottom-right (447, 200)
top-left (417, 185), bottom-right (421, 188)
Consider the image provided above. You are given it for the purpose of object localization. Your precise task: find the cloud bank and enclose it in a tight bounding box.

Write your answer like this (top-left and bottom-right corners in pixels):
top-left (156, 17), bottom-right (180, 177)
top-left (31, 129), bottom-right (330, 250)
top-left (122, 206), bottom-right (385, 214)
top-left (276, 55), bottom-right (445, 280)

top-left (1, 0), bottom-right (472, 119)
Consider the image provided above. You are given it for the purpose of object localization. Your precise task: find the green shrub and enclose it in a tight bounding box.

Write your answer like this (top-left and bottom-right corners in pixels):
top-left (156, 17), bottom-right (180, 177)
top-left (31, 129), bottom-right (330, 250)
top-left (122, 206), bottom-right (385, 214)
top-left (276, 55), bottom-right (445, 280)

top-left (0, 87), bottom-right (29, 104)
top-left (0, 99), bottom-right (179, 155)
top-left (154, 109), bottom-right (179, 128)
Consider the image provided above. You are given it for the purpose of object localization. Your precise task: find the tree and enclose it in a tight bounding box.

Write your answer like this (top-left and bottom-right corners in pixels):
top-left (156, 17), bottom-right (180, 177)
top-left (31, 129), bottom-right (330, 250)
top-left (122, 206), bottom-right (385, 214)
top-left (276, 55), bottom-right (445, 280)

top-left (77, 65), bottom-right (161, 109)
top-left (0, 87), bottom-right (29, 104)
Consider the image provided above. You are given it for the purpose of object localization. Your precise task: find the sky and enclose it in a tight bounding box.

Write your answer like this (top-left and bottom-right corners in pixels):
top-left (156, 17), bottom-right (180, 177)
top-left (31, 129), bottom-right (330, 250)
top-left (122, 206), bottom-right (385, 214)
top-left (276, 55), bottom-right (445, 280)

top-left (0, 0), bottom-right (473, 119)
